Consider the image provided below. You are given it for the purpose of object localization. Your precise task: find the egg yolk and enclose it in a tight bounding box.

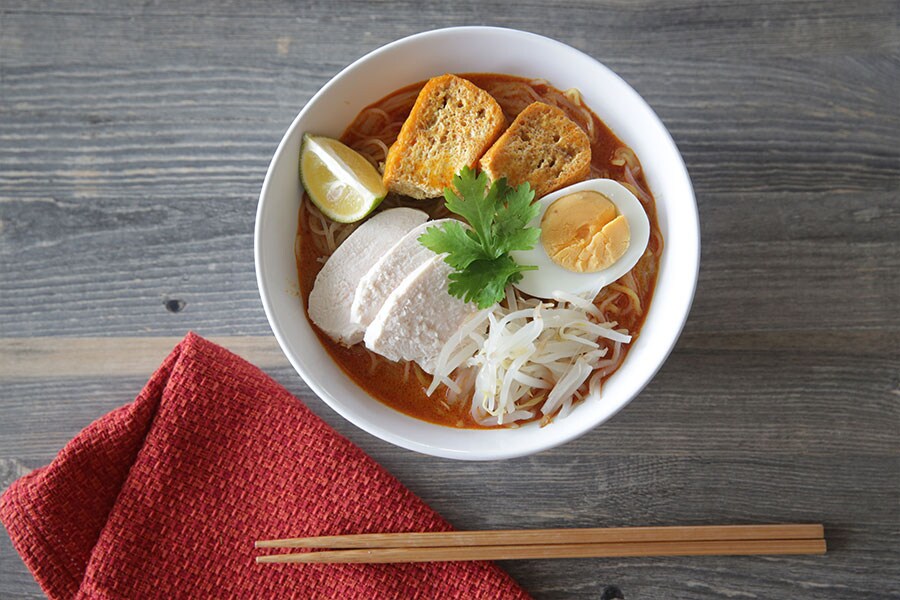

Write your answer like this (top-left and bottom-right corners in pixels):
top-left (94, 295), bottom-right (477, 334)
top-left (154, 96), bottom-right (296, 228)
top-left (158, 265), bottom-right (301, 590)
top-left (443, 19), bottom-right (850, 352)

top-left (541, 191), bottom-right (631, 273)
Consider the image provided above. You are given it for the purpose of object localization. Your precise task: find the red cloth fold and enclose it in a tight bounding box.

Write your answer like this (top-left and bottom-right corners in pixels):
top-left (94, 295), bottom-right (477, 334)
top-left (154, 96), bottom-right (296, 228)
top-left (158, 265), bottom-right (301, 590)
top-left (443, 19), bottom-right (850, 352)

top-left (1, 333), bottom-right (529, 599)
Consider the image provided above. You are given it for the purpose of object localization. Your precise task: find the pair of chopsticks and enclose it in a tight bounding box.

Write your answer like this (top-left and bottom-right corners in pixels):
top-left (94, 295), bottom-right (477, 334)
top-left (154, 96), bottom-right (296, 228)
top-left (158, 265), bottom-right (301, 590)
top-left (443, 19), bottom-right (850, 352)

top-left (255, 524), bottom-right (825, 564)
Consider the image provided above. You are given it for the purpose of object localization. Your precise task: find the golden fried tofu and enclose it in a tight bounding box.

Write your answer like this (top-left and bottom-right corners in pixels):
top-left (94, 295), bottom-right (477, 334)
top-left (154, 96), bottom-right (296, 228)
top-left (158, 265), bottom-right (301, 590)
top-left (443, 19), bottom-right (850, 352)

top-left (479, 102), bottom-right (591, 198)
top-left (382, 74), bottom-right (506, 199)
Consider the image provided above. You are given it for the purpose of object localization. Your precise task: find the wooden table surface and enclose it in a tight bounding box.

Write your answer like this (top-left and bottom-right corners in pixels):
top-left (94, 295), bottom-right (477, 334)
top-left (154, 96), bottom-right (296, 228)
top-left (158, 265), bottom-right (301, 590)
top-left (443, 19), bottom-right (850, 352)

top-left (2, 2), bottom-right (898, 598)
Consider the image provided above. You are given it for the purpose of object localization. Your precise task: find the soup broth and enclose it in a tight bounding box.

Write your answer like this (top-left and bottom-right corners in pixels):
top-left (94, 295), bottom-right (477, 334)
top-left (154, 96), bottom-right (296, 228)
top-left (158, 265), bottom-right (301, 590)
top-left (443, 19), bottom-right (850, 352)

top-left (297, 74), bottom-right (662, 428)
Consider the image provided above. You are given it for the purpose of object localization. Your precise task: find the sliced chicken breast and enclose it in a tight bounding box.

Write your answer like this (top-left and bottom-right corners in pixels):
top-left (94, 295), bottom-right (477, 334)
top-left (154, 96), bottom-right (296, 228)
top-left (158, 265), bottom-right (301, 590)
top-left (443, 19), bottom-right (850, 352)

top-left (364, 254), bottom-right (477, 373)
top-left (308, 207), bottom-right (428, 345)
top-left (351, 218), bottom-right (455, 328)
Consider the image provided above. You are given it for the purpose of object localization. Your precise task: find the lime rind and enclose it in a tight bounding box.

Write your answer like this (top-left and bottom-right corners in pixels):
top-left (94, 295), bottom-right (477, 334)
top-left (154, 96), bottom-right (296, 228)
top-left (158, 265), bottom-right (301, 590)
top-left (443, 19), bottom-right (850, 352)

top-left (299, 134), bottom-right (387, 224)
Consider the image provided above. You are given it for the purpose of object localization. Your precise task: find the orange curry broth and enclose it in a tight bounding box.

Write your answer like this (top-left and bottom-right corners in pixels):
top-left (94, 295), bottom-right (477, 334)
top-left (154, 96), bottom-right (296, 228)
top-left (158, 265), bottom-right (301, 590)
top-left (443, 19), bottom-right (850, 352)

top-left (296, 73), bottom-right (661, 429)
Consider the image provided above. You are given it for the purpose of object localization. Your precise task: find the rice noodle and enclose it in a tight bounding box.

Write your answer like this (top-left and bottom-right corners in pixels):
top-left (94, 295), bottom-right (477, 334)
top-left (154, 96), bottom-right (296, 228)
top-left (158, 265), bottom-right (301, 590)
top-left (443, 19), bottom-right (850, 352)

top-left (594, 341), bottom-right (625, 378)
top-left (588, 370), bottom-right (603, 397)
top-left (564, 87), bottom-right (583, 105)
top-left (589, 164), bottom-right (610, 180)
top-left (296, 74), bottom-right (663, 428)
top-left (611, 147), bottom-right (641, 174)
top-left (624, 164), bottom-right (653, 205)
top-left (413, 363), bottom-right (431, 387)
top-left (348, 107), bottom-right (391, 138)
top-left (366, 351), bottom-right (379, 376)
top-left (402, 360), bottom-right (411, 384)
top-left (649, 226), bottom-right (664, 255)
top-left (378, 87), bottom-right (422, 115)
top-left (354, 137), bottom-right (390, 166)
top-left (609, 280), bottom-right (643, 317)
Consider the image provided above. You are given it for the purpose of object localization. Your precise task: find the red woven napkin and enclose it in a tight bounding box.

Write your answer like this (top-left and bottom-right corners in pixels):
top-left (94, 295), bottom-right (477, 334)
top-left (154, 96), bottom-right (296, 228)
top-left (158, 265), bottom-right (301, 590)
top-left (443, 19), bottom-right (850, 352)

top-left (1, 333), bottom-right (530, 599)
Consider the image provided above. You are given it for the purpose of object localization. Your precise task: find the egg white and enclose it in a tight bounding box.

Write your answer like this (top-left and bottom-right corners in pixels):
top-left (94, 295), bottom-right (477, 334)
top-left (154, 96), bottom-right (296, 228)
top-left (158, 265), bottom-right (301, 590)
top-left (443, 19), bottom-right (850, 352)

top-left (510, 179), bottom-right (651, 299)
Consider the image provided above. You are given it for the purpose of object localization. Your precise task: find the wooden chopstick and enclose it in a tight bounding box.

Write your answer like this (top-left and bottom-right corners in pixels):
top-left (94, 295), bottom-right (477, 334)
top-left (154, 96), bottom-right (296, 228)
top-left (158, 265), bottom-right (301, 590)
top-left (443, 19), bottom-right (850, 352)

top-left (256, 539), bottom-right (826, 564)
top-left (255, 524), bottom-right (825, 564)
top-left (256, 524), bottom-right (823, 549)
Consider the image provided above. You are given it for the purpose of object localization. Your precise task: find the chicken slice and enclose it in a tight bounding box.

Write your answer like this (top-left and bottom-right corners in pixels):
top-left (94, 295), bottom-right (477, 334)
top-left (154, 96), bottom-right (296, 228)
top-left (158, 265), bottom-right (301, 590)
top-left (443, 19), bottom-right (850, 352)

top-left (307, 207), bottom-right (428, 345)
top-left (351, 218), bottom-right (456, 329)
top-left (364, 254), bottom-right (476, 373)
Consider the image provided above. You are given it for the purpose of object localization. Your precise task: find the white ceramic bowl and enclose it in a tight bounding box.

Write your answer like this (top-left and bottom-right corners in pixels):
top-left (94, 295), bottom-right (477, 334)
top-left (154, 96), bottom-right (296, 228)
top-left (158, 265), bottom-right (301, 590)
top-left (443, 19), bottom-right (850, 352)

top-left (255, 26), bottom-right (699, 460)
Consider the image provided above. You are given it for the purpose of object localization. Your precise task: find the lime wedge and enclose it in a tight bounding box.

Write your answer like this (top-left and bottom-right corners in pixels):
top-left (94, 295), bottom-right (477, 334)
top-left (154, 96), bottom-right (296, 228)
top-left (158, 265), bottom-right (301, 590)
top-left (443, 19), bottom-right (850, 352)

top-left (299, 134), bottom-right (387, 223)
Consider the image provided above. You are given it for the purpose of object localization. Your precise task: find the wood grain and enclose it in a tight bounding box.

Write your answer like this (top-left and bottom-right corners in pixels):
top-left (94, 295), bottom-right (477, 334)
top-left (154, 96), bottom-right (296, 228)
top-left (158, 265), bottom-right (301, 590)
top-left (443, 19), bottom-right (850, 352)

top-left (256, 524), bottom-right (826, 548)
top-left (1, 0), bottom-right (898, 598)
top-left (0, 336), bottom-right (286, 378)
top-left (256, 539), bottom-right (828, 564)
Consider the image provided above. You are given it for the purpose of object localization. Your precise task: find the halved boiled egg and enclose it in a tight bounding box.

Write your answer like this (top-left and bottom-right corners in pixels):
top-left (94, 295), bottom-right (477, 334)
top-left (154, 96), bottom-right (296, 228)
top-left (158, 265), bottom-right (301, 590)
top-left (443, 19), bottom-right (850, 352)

top-left (510, 179), bottom-right (650, 299)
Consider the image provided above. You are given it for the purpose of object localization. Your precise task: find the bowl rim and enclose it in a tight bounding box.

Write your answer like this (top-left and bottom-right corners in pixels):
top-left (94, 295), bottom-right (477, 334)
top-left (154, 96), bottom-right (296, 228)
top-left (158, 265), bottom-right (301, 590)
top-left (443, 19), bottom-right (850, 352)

top-left (255, 26), bottom-right (700, 460)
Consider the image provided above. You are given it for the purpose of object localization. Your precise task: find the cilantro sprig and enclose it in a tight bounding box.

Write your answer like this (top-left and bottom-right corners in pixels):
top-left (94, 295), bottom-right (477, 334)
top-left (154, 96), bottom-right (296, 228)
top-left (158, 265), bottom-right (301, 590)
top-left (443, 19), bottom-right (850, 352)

top-left (418, 167), bottom-right (541, 309)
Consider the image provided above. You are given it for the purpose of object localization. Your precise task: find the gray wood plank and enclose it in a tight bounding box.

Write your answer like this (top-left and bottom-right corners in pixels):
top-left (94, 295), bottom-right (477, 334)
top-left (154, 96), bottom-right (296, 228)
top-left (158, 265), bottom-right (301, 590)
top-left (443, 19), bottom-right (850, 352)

top-left (1, 57), bottom-right (897, 337)
top-left (1, 377), bottom-right (898, 599)
top-left (1, 336), bottom-right (897, 458)
top-left (1, 0), bottom-right (897, 58)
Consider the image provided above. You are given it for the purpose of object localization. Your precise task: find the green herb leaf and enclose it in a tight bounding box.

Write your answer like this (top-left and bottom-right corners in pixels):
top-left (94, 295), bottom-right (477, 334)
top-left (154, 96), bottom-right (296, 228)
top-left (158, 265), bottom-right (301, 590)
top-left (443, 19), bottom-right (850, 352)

top-left (443, 168), bottom-right (493, 249)
top-left (493, 181), bottom-right (542, 254)
top-left (422, 168), bottom-right (541, 309)
top-left (418, 221), bottom-right (487, 270)
top-left (448, 256), bottom-right (536, 309)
